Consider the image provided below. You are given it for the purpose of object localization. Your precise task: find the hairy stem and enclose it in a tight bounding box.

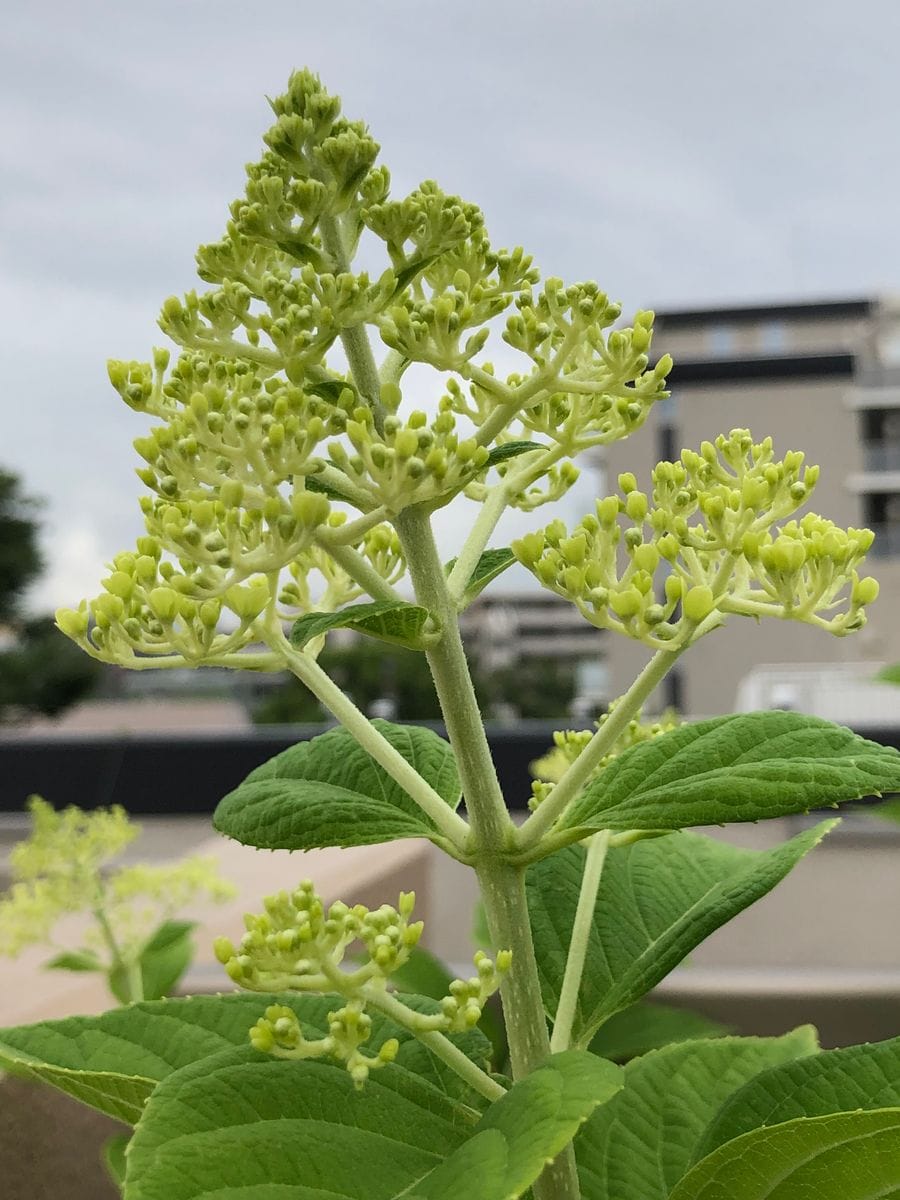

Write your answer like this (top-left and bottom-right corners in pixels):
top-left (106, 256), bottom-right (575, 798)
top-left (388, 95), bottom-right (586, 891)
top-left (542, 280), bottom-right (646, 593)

top-left (323, 206), bottom-right (581, 1194)
top-left (394, 507), bottom-right (581, 1199)
top-left (313, 535), bottom-right (405, 603)
top-left (363, 987), bottom-right (506, 1104)
top-left (518, 644), bottom-right (687, 851)
top-left (549, 831), bottom-right (610, 1054)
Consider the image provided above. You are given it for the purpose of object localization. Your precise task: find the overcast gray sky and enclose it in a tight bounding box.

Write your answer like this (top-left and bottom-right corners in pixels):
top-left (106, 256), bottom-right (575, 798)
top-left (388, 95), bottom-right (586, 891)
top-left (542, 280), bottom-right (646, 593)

top-left (3, 0), bottom-right (899, 610)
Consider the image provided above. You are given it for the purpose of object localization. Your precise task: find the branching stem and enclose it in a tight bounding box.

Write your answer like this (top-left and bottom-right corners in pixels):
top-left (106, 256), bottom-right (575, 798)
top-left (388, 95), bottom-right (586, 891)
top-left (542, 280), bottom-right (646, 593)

top-left (549, 831), bottom-right (610, 1054)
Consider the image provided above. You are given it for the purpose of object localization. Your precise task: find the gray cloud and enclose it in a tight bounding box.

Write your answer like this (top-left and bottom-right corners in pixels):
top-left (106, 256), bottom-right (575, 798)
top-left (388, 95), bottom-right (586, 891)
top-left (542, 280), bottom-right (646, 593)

top-left (3, 0), bottom-right (899, 608)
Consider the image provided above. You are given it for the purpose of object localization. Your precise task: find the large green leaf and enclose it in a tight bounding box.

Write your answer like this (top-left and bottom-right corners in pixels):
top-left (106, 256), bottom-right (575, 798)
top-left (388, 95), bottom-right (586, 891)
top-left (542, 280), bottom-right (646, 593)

top-left (124, 1044), bottom-right (473, 1200)
top-left (587, 1001), bottom-right (731, 1063)
top-left (405, 1051), bottom-right (623, 1200)
top-left (575, 1031), bottom-right (817, 1200)
top-left (214, 720), bottom-right (460, 851)
top-left (697, 1035), bottom-right (900, 1160)
top-left (0, 992), bottom-right (489, 1125)
top-left (669, 1108), bottom-right (900, 1200)
top-left (527, 822), bottom-right (834, 1045)
top-left (290, 600), bottom-right (434, 651)
top-left (562, 712), bottom-right (900, 833)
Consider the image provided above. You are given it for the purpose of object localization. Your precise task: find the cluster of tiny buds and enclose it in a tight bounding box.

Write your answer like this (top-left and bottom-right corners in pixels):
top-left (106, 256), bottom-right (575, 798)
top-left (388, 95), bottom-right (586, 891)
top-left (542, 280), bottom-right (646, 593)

top-left (215, 881), bottom-right (510, 1084)
top-left (513, 429), bottom-right (880, 650)
top-left (213, 883), bottom-right (425, 992)
top-left (329, 391), bottom-right (491, 512)
top-left (529, 706), bottom-right (681, 810)
top-left (438, 949), bottom-right (512, 1031)
top-left (249, 1000), bottom-right (400, 1089)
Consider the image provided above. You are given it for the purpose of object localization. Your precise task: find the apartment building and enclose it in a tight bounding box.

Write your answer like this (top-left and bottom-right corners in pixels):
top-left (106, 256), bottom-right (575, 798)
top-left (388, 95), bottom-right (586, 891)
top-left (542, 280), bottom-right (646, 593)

top-left (459, 591), bottom-right (606, 672)
top-left (601, 297), bottom-right (900, 716)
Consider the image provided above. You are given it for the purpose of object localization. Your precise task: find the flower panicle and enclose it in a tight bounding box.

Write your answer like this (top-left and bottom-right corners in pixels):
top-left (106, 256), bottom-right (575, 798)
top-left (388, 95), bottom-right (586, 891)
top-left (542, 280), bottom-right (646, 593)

top-left (513, 428), bottom-right (879, 650)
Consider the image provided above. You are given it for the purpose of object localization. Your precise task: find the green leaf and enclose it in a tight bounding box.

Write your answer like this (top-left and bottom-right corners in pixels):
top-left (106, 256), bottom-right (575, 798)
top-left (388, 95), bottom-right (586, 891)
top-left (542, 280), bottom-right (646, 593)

top-left (575, 1031), bottom-right (817, 1200)
top-left (104, 1133), bottom-right (130, 1191)
top-left (485, 440), bottom-right (545, 467)
top-left (214, 719), bottom-right (461, 851)
top-left (394, 253), bottom-right (441, 294)
top-left (124, 1045), bottom-right (477, 1200)
top-left (45, 949), bottom-right (104, 973)
top-left (445, 547), bottom-right (517, 603)
top-left (405, 1051), bottom-right (623, 1200)
top-left (668, 1108), bottom-right (900, 1200)
top-left (108, 920), bottom-right (196, 1004)
top-left (587, 1001), bottom-right (731, 1063)
top-left (290, 600), bottom-right (433, 650)
top-left (697, 1035), bottom-right (900, 1161)
top-left (563, 712), bottom-right (900, 833)
top-left (390, 946), bottom-right (456, 1001)
top-left (0, 991), bottom-right (488, 1125)
top-left (876, 663), bottom-right (900, 685)
top-left (527, 822), bottom-right (834, 1045)
top-left (306, 378), bottom-right (357, 406)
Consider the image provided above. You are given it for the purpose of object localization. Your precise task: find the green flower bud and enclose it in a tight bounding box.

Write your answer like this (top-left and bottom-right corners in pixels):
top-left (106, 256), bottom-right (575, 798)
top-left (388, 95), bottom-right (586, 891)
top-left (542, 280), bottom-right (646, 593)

top-left (683, 584), bottom-right (716, 622)
top-left (609, 587), bottom-right (642, 618)
top-left (56, 606), bottom-right (90, 639)
top-left (148, 587), bottom-right (180, 623)
top-left (618, 472), bottom-right (638, 495)
top-left (664, 575), bottom-right (684, 605)
top-left (225, 583), bottom-right (269, 622)
top-left (631, 543), bottom-right (659, 574)
top-left (853, 576), bottom-right (879, 605)
top-left (625, 491), bottom-right (648, 522)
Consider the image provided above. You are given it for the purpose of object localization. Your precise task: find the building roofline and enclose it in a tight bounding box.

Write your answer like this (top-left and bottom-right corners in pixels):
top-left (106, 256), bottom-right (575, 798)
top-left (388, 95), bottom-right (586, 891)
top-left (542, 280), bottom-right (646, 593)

top-left (656, 298), bottom-right (875, 328)
top-left (664, 352), bottom-right (856, 386)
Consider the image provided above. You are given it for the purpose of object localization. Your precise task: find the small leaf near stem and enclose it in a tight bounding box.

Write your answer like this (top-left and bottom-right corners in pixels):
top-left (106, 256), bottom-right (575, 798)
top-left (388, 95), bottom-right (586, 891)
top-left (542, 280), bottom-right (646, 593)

top-left (549, 830), bottom-right (610, 1053)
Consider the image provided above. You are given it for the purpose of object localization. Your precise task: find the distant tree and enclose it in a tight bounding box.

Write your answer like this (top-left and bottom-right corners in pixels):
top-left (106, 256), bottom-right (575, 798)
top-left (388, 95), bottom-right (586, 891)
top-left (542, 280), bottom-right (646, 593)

top-left (0, 469), bottom-right (101, 722)
top-left (0, 469), bottom-right (42, 623)
top-left (0, 617), bottom-right (102, 721)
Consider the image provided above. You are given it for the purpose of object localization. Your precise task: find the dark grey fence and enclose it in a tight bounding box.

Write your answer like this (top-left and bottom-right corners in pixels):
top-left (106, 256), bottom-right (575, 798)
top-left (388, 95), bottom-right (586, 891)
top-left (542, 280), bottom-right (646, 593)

top-left (2, 722), bottom-right (899, 816)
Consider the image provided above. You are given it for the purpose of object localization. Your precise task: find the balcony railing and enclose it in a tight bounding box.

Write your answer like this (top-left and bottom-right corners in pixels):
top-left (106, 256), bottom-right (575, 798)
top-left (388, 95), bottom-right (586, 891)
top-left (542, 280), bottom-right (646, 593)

top-left (869, 523), bottom-right (900, 558)
top-left (863, 441), bottom-right (900, 472)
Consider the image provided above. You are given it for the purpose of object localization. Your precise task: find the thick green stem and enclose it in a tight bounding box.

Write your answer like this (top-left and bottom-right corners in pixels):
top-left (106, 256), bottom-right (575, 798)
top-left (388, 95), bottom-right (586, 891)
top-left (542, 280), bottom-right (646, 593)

top-left (549, 831), bottom-right (610, 1053)
top-left (323, 207), bottom-right (581, 1195)
top-left (518, 645), bottom-right (687, 851)
top-left (394, 507), bottom-right (581, 1199)
top-left (363, 987), bottom-right (505, 1104)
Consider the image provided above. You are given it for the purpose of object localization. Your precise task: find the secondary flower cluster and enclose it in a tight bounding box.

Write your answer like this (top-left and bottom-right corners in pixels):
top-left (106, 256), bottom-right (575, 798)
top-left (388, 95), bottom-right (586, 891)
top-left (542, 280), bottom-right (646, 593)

top-left (250, 999), bottom-right (400, 1088)
top-left (215, 881), bottom-right (510, 1084)
top-left (513, 429), bottom-right (879, 650)
top-left (0, 798), bottom-right (234, 960)
top-left (529, 706), bottom-right (681, 811)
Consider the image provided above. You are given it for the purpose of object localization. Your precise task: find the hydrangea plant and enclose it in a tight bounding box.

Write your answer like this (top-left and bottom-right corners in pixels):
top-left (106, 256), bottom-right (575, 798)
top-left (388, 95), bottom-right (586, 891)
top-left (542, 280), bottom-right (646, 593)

top-left (0, 797), bottom-right (234, 1003)
top-left (4, 71), bottom-right (900, 1199)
